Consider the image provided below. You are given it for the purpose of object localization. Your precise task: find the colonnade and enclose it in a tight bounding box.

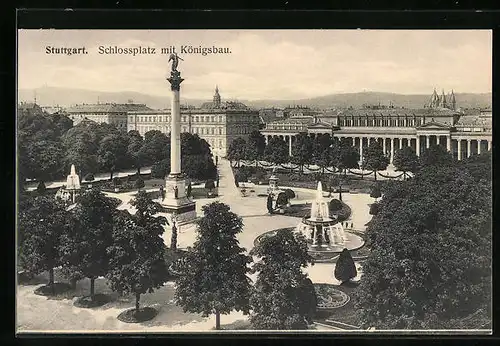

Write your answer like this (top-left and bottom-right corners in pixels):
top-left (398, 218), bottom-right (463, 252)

top-left (263, 133), bottom-right (491, 162)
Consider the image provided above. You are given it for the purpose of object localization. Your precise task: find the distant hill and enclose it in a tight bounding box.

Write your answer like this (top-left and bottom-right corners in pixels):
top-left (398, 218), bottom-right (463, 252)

top-left (18, 86), bottom-right (492, 110)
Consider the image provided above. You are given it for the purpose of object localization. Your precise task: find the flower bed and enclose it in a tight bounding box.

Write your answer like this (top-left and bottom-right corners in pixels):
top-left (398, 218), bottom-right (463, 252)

top-left (314, 283), bottom-right (350, 310)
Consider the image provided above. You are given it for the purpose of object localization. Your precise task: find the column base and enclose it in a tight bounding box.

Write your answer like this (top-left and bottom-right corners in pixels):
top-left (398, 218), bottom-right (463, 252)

top-left (162, 173), bottom-right (197, 223)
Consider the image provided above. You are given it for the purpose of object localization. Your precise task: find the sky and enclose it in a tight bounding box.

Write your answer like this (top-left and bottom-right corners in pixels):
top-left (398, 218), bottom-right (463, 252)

top-left (17, 30), bottom-right (492, 100)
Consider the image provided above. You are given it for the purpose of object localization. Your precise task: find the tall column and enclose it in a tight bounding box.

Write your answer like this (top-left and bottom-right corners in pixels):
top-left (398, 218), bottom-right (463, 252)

top-left (467, 139), bottom-right (471, 158)
top-left (446, 136), bottom-right (451, 152)
top-left (390, 137), bottom-right (395, 163)
top-left (457, 139), bottom-right (462, 160)
top-left (416, 136), bottom-right (420, 157)
top-left (169, 75), bottom-right (183, 175)
top-left (288, 135), bottom-right (293, 157)
top-left (382, 138), bottom-right (387, 156)
top-left (488, 140), bottom-right (491, 151)
top-left (399, 138), bottom-right (403, 149)
top-left (426, 135), bottom-right (430, 149)
top-left (359, 137), bottom-right (363, 160)
top-left (478, 140), bottom-right (481, 155)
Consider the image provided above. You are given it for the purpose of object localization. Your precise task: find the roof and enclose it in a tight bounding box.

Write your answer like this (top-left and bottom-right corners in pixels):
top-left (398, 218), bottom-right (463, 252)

top-left (200, 100), bottom-right (249, 110)
top-left (338, 108), bottom-right (458, 117)
top-left (268, 118), bottom-right (313, 125)
top-left (456, 115), bottom-right (492, 127)
top-left (66, 103), bottom-right (152, 113)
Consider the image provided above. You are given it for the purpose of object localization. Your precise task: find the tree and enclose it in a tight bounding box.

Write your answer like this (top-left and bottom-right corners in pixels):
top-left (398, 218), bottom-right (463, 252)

top-left (355, 160), bottom-right (491, 329)
top-left (418, 144), bottom-right (455, 170)
top-left (127, 130), bottom-right (147, 174)
top-left (250, 229), bottom-right (315, 330)
top-left (227, 137), bottom-right (247, 167)
top-left (393, 146), bottom-right (419, 180)
top-left (311, 134), bottom-right (333, 174)
top-left (369, 202), bottom-right (380, 215)
top-left (291, 133), bottom-right (313, 173)
top-left (174, 202), bottom-right (251, 330)
top-left (18, 196), bottom-right (72, 295)
top-left (59, 188), bottom-right (119, 303)
top-left (62, 126), bottom-right (99, 177)
top-left (370, 184), bottom-right (382, 201)
top-left (205, 179), bottom-right (215, 195)
top-left (36, 181), bottom-right (47, 194)
top-left (151, 159), bottom-right (170, 179)
top-left (142, 131), bottom-right (170, 164)
top-left (264, 136), bottom-right (288, 166)
top-left (106, 191), bottom-right (169, 315)
top-left (334, 248), bottom-right (357, 283)
top-left (182, 154), bottom-right (217, 181)
top-left (332, 140), bottom-right (359, 176)
top-left (98, 133), bottom-right (129, 181)
top-left (329, 199), bottom-right (343, 212)
top-left (363, 141), bottom-right (389, 181)
top-left (181, 132), bottom-right (211, 157)
top-left (246, 130), bottom-right (266, 166)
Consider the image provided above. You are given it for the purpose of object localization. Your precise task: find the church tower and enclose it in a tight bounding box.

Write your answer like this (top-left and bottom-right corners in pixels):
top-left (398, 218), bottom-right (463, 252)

top-left (449, 89), bottom-right (456, 110)
top-left (429, 88), bottom-right (439, 108)
top-left (213, 85), bottom-right (221, 108)
top-left (439, 89), bottom-right (447, 108)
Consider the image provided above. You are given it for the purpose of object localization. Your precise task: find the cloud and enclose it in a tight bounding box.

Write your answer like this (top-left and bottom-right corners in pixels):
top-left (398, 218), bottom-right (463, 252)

top-left (17, 30), bottom-right (492, 100)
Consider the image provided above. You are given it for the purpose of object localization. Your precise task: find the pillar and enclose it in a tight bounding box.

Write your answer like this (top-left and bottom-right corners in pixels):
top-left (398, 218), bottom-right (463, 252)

top-left (359, 137), bottom-right (363, 160)
top-left (416, 136), bottom-right (420, 157)
top-left (458, 140), bottom-right (462, 160)
top-left (478, 139), bottom-right (481, 155)
top-left (488, 140), bottom-right (491, 151)
top-left (426, 135), bottom-right (430, 149)
top-left (288, 135), bottom-right (293, 157)
top-left (399, 138), bottom-right (403, 149)
top-left (467, 139), bottom-right (471, 158)
top-left (170, 87), bottom-right (181, 174)
top-left (382, 138), bottom-right (387, 155)
top-left (390, 138), bottom-right (395, 163)
top-left (446, 136), bottom-right (451, 152)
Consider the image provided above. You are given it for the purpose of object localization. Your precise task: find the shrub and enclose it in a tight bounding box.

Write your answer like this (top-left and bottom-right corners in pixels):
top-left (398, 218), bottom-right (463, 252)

top-left (334, 248), bottom-right (357, 283)
top-left (113, 177), bottom-right (122, 186)
top-left (134, 177), bottom-right (145, 189)
top-left (84, 173), bottom-right (95, 182)
top-left (370, 184), bottom-right (382, 199)
top-left (369, 202), bottom-right (380, 215)
top-left (329, 199), bottom-right (343, 211)
top-left (36, 181), bottom-right (47, 194)
top-left (284, 188), bottom-right (296, 200)
top-left (205, 179), bottom-right (215, 190)
top-left (276, 192), bottom-right (289, 207)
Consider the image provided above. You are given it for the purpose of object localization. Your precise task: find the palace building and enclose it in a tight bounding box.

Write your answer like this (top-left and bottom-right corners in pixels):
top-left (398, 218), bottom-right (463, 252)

top-left (261, 90), bottom-right (492, 162)
top-left (66, 101), bottom-right (152, 130)
top-left (127, 87), bottom-right (260, 157)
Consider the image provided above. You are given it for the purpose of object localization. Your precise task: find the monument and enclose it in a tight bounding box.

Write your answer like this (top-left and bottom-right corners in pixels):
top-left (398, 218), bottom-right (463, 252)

top-left (55, 164), bottom-right (81, 204)
top-left (162, 54), bottom-right (196, 224)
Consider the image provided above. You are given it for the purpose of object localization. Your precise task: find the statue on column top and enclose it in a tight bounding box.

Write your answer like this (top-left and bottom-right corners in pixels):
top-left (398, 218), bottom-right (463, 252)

top-left (168, 53), bottom-right (184, 72)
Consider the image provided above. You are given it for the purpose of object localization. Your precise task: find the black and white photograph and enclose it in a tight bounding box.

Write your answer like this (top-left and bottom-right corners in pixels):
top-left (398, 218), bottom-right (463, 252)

top-left (16, 29), bottom-right (492, 333)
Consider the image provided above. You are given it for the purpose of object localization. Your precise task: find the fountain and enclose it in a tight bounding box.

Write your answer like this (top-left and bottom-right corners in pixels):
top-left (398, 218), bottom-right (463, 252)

top-left (294, 181), bottom-right (365, 257)
top-left (254, 181), bottom-right (365, 261)
top-left (55, 164), bottom-right (81, 204)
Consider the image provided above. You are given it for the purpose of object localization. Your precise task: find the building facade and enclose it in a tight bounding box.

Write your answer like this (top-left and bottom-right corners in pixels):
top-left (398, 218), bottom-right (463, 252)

top-left (127, 87), bottom-right (260, 157)
top-left (262, 91), bottom-right (492, 162)
top-left (66, 101), bottom-right (152, 130)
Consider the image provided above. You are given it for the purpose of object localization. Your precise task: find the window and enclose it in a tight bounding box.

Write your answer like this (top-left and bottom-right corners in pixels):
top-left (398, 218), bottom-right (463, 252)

top-left (219, 116), bottom-right (222, 122)
top-left (219, 128), bottom-right (222, 135)
top-left (211, 116), bottom-right (215, 122)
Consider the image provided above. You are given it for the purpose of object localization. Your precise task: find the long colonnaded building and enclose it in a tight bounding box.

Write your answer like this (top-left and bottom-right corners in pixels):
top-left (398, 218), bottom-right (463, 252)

top-left (127, 86), bottom-right (260, 157)
top-left (261, 89), bottom-right (492, 162)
